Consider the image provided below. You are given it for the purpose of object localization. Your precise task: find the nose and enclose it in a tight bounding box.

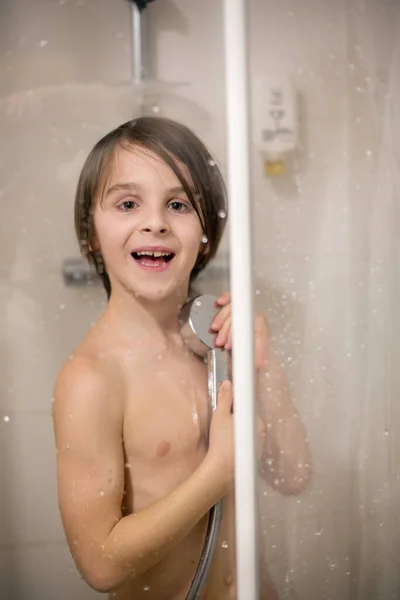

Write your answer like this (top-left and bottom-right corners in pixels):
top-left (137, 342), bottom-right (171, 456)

top-left (140, 206), bottom-right (171, 235)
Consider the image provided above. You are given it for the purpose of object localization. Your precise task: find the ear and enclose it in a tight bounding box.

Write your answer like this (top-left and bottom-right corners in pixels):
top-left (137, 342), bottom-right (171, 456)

top-left (88, 234), bottom-right (100, 253)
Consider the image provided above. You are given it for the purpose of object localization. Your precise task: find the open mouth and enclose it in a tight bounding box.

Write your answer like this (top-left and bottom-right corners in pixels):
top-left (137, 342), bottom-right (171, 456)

top-left (131, 250), bottom-right (175, 269)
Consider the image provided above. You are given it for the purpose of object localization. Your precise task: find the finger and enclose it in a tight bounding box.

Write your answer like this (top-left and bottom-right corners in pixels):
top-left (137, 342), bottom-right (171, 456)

top-left (216, 316), bottom-right (232, 347)
top-left (211, 304), bottom-right (231, 331)
top-left (215, 291), bottom-right (231, 307)
top-left (257, 417), bottom-right (266, 437)
top-left (226, 326), bottom-right (233, 350)
top-left (217, 380), bottom-right (233, 413)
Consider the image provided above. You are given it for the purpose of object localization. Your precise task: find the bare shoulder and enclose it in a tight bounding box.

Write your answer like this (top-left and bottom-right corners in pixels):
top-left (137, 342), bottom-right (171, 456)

top-left (53, 341), bottom-right (124, 430)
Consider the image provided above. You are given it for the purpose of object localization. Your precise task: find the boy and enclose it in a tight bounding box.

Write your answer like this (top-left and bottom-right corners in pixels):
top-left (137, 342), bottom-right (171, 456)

top-left (53, 117), bottom-right (311, 600)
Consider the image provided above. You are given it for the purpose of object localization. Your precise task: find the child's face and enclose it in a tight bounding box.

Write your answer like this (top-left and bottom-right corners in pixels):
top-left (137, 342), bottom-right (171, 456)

top-left (93, 146), bottom-right (204, 301)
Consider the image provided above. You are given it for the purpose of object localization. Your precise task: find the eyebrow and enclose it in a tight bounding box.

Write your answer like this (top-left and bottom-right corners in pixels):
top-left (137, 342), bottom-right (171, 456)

top-left (105, 182), bottom-right (141, 196)
top-left (105, 182), bottom-right (189, 197)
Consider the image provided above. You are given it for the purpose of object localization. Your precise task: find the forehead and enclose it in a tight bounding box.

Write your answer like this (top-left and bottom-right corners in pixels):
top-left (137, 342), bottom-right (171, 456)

top-left (106, 145), bottom-right (192, 189)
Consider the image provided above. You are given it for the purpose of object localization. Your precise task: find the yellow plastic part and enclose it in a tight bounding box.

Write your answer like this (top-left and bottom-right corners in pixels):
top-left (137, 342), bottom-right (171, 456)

top-left (264, 159), bottom-right (286, 177)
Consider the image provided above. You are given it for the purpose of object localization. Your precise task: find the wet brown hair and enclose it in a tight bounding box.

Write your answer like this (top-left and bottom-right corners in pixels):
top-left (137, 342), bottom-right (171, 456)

top-left (74, 117), bottom-right (227, 298)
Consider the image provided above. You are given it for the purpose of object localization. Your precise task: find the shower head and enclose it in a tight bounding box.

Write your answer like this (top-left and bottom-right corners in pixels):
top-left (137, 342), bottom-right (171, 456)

top-left (179, 294), bottom-right (219, 357)
top-left (180, 294), bottom-right (231, 411)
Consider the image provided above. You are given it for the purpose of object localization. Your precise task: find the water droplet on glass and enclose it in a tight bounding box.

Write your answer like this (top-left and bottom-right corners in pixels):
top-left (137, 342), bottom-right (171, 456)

top-left (218, 210), bottom-right (226, 219)
top-left (143, 586), bottom-right (150, 591)
top-left (59, 304), bottom-right (66, 310)
top-left (201, 235), bottom-right (208, 244)
top-left (315, 529), bottom-right (324, 536)
top-left (384, 429), bottom-right (389, 436)
top-left (99, 490), bottom-right (105, 496)
top-left (151, 105), bottom-right (160, 113)
top-left (255, 289), bottom-right (261, 295)
top-left (39, 40), bottom-right (48, 48)
top-left (3, 415), bottom-right (10, 423)
top-left (221, 541), bottom-right (228, 549)
top-left (208, 159), bottom-right (216, 167)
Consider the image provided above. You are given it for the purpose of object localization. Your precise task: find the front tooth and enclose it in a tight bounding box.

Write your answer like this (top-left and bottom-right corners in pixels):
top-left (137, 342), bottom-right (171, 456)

top-left (136, 251), bottom-right (170, 257)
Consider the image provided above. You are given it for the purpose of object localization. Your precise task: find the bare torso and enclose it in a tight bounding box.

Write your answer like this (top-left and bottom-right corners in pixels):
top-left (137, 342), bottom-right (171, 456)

top-left (76, 319), bottom-right (277, 600)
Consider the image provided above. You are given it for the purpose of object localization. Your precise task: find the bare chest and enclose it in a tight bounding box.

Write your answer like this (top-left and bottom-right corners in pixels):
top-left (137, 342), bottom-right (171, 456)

top-left (121, 350), bottom-right (210, 506)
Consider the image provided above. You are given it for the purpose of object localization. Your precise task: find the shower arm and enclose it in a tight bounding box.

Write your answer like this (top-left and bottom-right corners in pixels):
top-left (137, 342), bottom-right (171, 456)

top-left (127, 0), bottom-right (156, 84)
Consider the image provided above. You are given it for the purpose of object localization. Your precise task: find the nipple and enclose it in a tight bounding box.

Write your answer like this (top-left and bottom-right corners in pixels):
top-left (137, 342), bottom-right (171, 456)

top-left (156, 440), bottom-right (171, 457)
top-left (224, 573), bottom-right (233, 587)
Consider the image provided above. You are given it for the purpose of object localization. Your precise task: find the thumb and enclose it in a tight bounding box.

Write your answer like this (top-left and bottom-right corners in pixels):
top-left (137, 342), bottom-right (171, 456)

top-left (217, 380), bottom-right (233, 413)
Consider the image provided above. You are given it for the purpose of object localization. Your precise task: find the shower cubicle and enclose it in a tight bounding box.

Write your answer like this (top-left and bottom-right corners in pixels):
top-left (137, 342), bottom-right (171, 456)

top-left (1, 0), bottom-right (400, 598)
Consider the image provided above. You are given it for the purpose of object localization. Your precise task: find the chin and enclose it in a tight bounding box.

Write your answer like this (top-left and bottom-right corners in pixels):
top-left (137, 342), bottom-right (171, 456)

top-left (127, 278), bottom-right (189, 303)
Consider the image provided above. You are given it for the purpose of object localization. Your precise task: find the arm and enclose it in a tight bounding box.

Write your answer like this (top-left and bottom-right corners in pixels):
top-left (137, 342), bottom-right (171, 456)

top-left (256, 335), bottom-right (312, 495)
top-left (209, 293), bottom-right (312, 496)
top-left (53, 358), bottom-right (230, 593)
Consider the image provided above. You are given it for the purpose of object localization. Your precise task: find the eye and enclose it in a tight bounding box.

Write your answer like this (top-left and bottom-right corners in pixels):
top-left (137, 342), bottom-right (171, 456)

top-left (168, 200), bottom-right (190, 213)
top-left (119, 199), bottom-right (137, 211)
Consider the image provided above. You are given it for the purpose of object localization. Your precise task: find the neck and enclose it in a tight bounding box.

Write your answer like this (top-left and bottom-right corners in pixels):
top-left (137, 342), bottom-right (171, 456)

top-left (105, 285), bottom-right (190, 345)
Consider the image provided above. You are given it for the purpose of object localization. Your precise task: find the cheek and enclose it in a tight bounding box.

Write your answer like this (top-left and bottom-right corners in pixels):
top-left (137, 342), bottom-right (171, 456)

top-left (94, 212), bottom-right (131, 251)
top-left (179, 217), bottom-right (203, 248)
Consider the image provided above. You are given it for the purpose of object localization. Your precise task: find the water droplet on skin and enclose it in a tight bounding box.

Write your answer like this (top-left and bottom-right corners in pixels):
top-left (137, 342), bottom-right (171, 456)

top-left (221, 541), bottom-right (228, 549)
top-left (143, 585), bottom-right (150, 591)
top-left (3, 415), bottom-right (10, 423)
top-left (201, 235), bottom-right (208, 244)
top-left (99, 490), bottom-right (105, 496)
